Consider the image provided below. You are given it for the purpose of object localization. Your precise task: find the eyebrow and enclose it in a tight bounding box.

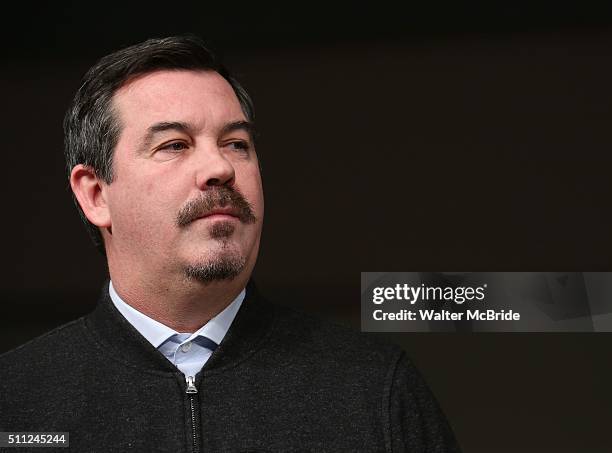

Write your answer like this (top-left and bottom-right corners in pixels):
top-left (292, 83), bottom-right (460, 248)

top-left (140, 120), bottom-right (257, 153)
top-left (219, 120), bottom-right (256, 140)
top-left (140, 121), bottom-right (194, 153)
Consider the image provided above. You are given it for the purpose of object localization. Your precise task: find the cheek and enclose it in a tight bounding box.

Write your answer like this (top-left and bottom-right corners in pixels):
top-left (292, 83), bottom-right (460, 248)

top-left (145, 179), bottom-right (155, 197)
top-left (108, 175), bottom-right (180, 236)
top-left (243, 169), bottom-right (264, 216)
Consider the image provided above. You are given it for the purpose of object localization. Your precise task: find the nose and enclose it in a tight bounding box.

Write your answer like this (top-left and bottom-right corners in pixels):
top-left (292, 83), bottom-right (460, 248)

top-left (194, 144), bottom-right (236, 189)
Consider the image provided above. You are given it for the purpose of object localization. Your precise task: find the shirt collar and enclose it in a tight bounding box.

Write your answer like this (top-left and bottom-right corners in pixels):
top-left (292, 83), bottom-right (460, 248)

top-left (108, 281), bottom-right (245, 349)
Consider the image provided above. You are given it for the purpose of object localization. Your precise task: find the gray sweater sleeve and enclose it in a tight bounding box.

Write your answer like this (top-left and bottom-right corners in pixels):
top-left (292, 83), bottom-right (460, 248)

top-left (385, 351), bottom-right (462, 452)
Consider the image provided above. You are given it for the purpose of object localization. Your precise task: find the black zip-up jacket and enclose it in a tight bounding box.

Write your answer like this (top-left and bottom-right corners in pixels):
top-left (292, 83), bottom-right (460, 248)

top-left (0, 282), bottom-right (461, 452)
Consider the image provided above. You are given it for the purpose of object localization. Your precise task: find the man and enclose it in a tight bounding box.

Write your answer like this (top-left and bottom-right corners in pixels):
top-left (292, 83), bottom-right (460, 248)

top-left (0, 36), bottom-right (460, 452)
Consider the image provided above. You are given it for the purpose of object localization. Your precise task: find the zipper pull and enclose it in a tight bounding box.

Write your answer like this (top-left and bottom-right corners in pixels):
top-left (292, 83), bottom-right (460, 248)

top-left (186, 375), bottom-right (198, 394)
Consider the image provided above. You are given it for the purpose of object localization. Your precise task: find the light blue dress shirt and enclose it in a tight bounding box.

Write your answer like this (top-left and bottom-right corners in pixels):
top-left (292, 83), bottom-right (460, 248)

top-left (108, 281), bottom-right (244, 379)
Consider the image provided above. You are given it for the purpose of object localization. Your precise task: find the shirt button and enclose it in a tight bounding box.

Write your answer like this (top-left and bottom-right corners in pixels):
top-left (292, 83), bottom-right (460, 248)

top-left (180, 342), bottom-right (192, 353)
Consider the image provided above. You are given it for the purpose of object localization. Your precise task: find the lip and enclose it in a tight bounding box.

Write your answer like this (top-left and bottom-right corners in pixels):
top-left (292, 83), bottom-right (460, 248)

top-left (197, 208), bottom-right (240, 220)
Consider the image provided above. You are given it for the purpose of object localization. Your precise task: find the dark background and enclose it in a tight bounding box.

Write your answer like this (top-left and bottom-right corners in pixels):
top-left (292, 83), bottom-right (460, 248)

top-left (2, 3), bottom-right (612, 452)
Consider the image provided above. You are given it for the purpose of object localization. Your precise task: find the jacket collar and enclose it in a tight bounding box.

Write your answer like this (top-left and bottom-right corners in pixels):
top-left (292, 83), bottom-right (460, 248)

top-left (84, 280), bottom-right (275, 375)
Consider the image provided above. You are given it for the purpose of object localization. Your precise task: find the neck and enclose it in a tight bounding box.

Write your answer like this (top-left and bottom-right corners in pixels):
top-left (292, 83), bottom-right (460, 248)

top-left (108, 269), bottom-right (249, 333)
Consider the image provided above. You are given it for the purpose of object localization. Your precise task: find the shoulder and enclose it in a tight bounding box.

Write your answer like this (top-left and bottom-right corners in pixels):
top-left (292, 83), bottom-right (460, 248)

top-left (261, 306), bottom-right (461, 450)
top-left (0, 317), bottom-right (87, 380)
top-left (266, 302), bottom-right (408, 379)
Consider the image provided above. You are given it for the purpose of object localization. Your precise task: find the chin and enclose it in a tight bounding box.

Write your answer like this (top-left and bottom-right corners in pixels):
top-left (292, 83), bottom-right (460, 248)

top-left (183, 248), bottom-right (247, 284)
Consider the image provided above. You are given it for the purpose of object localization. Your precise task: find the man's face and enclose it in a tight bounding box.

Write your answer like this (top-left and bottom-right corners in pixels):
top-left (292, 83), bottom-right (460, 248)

top-left (103, 69), bottom-right (264, 284)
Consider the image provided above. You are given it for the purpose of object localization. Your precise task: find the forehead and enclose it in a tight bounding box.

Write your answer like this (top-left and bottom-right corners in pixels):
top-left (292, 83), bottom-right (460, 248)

top-left (112, 69), bottom-right (245, 132)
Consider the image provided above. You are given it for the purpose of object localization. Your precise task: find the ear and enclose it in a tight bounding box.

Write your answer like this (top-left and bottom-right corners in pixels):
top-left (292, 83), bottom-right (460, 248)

top-left (70, 164), bottom-right (112, 228)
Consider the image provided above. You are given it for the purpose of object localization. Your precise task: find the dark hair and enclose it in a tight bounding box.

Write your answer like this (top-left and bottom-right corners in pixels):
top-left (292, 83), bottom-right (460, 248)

top-left (63, 35), bottom-right (254, 254)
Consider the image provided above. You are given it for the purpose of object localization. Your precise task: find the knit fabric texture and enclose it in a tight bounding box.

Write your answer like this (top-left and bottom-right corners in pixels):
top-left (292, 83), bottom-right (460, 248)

top-left (0, 282), bottom-right (461, 452)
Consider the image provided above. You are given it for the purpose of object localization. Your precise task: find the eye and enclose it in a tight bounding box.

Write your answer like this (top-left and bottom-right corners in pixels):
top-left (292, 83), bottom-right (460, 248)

top-left (158, 141), bottom-right (189, 153)
top-left (226, 141), bottom-right (251, 153)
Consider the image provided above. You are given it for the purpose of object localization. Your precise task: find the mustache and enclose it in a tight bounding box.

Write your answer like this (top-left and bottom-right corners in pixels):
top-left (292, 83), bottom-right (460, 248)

top-left (176, 186), bottom-right (257, 227)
